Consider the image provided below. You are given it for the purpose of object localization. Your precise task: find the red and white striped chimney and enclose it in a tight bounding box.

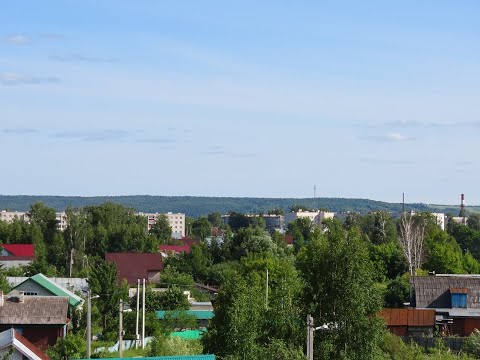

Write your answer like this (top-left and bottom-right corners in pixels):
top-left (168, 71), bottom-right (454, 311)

top-left (461, 194), bottom-right (465, 211)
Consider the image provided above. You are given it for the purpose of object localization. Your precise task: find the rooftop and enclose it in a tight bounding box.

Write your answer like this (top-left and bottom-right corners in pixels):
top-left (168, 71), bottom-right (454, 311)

top-left (12, 273), bottom-right (83, 308)
top-left (0, 295), bottom-right (68, 325)
top-left (0, 328), bottom-right (50, 360)
top-left (156, 310), bottom-right (214, 320)
top-left (105, 252), bottom-right (163, 285)
top-left (1, 244), bottom-right (34, 257)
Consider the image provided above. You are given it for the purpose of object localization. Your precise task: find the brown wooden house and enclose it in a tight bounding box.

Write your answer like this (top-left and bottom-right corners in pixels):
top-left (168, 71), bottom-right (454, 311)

top-left (412, 275), bottom-right (480, 336)
top-left (379, 309), bottom-right (436, 337)
top-left (0, 294), bottom-right (69, 350)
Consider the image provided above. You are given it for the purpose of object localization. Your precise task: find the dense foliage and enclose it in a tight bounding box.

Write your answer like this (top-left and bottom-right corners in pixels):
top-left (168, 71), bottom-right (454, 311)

top-left (2, 200), bottom-right (480, 359)
top-left (0, 195), bottom-right (439, 217)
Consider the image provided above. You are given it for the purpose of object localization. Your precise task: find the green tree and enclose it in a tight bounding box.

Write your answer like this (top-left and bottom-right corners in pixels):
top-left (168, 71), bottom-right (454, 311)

top-left (384, 275), bottom-right (410, 308)
top-left (424, 230), bottom-right (465, 274)
top-left (150, 214), bottom-right (172, 244)
top-left (160, 266), bottom-right (195, 289)
top-left (191, 217), bottom-right (212, 241)
top-left (46, 332), bottom-right (86, 360)
top-left (87, 259), bottom-right (124, 332)
top-left (202, 272), bottom-right (264, 359)
top-left (207, 212), bottom-right (224, 228)
top-left (297, 220), bottom-right (384, 360)
top-left (467, 214), bottom-right (480, 231)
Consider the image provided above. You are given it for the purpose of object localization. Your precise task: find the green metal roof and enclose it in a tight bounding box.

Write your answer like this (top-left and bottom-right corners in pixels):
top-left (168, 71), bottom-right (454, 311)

top-left (76, 356), bottom-right (215, 360)
top-left (13, 273), bottom-right (83, 308)
top-left (171, 329), bottom-right (206, 340)
top-left (156, 310), bottom-right (214, 320)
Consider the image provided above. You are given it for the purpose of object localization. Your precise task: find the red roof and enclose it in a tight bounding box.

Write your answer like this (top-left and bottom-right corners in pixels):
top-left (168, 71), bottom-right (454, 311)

top-left (105, 253), bottom-right (163, 285)
top-left (160, 244), bottom-right (191, 253)
top-left (211, 227), bottom-right (224, 237)
top-left (2, 244), bottom-right (34, 257)
top-left (180, 237), bottom-right (200, 247)
top-left (285, 234), bottom-right (294, 245)
top-left (14, 330), bottom-right (50, 360)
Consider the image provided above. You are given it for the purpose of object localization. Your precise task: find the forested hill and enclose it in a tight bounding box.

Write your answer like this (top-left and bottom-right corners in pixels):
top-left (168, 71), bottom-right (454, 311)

top-left (0, 195), bottom-right (441, 217)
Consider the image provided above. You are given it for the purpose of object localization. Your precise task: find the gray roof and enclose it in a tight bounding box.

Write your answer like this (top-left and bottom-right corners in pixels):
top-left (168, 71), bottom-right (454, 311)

top-left (0, 295), bottom-right (68, 325)
top-left (413, 276), bottom-right (480, 308)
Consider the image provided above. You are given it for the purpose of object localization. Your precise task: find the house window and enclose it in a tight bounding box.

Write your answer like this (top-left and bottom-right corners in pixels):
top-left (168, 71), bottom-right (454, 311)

top-left (23, 291), bottom-right (38, 296)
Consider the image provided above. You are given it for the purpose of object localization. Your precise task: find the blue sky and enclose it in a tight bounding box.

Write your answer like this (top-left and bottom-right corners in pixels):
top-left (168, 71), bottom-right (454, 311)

top-left (1, 1), bottom-right (479, 204)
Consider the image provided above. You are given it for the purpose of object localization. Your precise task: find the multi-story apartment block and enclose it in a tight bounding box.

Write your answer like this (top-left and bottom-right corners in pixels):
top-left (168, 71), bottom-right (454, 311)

top-left (284, 210), bottom-right (335, 227)
top-left (221, 213), bottom-right (285, 232)
top-left (138, 212), bottom-right (186, 239)
top-left (0, 211), bottom-right (29, 223)
top-left (431, 213), bottom-right (446, 231)
top-left (0, 210), bottom-right (68, 231)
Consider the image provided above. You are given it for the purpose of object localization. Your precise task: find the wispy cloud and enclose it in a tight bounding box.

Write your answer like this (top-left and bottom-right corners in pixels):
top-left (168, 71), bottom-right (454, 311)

top-left (360, 157), bottom-right (414, 165)
top-left (199, 146), bottom-right (256, 158)
top-left (0, 72), bottom-right (60, 86)
top-left (53, 129), bottom-right (129, 142)
top-left (377, 120), bottom-right (480, 129)
top-left (49, 54), bottom-right (114, 63)
top-left (359, 132), bottom-right (412, 142)
top-left (40, 33), bottom-right (64, 40)
top-left (136, 138), bottom-right (175, 144)
top-left (2, 128), bottom-right (37, 134)
top-left (5, 35), bottom-right (30, 45)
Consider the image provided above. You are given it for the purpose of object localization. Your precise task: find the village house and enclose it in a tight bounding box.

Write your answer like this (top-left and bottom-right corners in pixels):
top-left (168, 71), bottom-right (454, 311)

top-left (106, 252), bottom-right (163, 285)
top-left (9, 273), bottom-right (83, 318)
top-left (0, 244), bottom-right (35, 269)
top-left (0, 293), bottom-right (69, 350)
top-left (412, 274), bottom-right (480, 336)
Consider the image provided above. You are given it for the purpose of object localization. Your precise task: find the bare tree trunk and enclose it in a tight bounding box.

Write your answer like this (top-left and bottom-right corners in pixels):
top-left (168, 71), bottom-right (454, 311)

top-left (398, 213), bottom-right (426, 276)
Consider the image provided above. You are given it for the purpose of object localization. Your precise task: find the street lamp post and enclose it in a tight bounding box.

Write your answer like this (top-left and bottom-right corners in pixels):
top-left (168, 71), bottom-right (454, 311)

top-left (307, 315), bottom-right (336, 360)
top-left (87, 291), bottom-right (99, 359)
top-left (119, 299), bottom-right (123, 358)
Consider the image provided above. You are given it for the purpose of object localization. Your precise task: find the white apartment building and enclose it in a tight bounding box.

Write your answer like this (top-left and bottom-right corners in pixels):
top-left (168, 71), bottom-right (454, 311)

top-left (431, 213), bottom-right (446, 231)
top-left (0, 210), bottom-right (68, 231)
top-left (284, 210), bottom-right (335, 226)
top-left (138, 212), bottom-right (186, 239)
top-left (0, 211), bottom-right (29, 223)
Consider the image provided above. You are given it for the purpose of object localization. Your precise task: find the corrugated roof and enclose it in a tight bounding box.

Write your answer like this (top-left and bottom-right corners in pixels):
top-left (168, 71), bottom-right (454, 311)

top-left (2, 244), bottom-right (34, 257)
top-left (156, 310), bottom-right (214, 320)
top-left (13, 274), bottom-right (83, 308)
top-left (171, 329), bottom-right (205, 340)
top-left (379, 309), bottom-right (436, 327)
top-left (105, 253), bottom-right (163, 285)
top-left (160, 245), bottom-right (191, 253)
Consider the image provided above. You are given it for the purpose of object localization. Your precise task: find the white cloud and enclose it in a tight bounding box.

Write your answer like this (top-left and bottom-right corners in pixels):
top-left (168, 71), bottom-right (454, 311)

top-left (0, 72), bottom-right (60, 86)
top-left (6, 35), bottom-right (30, 45)
top-left (49, 54), bottom-right (114, 63)
top-left (387, 132), bottom-right (408, 141)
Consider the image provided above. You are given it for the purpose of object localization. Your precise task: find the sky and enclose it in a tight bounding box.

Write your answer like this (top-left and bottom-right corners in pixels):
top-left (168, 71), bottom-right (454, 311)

top-left (1, 1), bottom-right (479, 204)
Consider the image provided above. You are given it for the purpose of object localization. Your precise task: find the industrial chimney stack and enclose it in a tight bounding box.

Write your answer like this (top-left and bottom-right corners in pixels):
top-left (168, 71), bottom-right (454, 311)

top-left (459, 194), bottom-right (466, 217)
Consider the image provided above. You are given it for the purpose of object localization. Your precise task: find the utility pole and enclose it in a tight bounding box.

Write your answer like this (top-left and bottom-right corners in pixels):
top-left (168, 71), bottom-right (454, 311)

top-left (142, 278), bottom-right (146, 349)
top-left (86, 291), bottom-right (91, 359)
top-left (265, 269), bottom-right (269, 309)
top-left (118, 299), bottom-right (123, 358)
top-left (135, 279), bottom-right (140, 348)
top-left (306, 314), bottom-right (314, 360)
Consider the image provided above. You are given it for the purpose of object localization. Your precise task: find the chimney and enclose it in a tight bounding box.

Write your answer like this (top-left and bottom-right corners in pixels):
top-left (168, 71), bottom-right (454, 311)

top-left (459, 194), bottom-right (467, 217)
top-left (19, 291), bottom-right (24, 303)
